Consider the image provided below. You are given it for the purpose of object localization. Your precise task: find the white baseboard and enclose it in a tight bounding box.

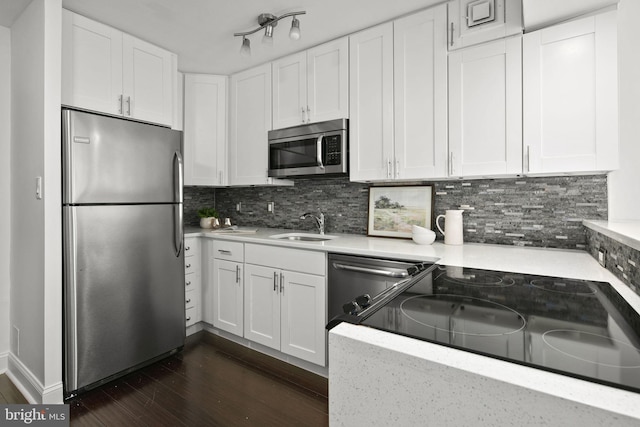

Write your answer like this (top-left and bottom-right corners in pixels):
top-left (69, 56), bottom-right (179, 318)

top-left (7, 353), bottom-right (63, 404)
top-left (0, 350), bottom-right (8, 373)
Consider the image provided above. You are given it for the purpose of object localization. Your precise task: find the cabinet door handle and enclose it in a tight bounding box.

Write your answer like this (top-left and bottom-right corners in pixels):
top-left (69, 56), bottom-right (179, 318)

top-left (126, 96), bottom-right (131, 116)
top-left (274, 272), bottom-right (278, 292)
top-left (306, 106), bottom-right (311, 123)
top-left (186, 281), bottom-right (191, 286)
top-left (450, 22), bottom-right (454, 47)
top-left (186, 264), bottom-right (191, 268)
top-left (449, 152), bottom-right (455, 176)
top-left (118, 95), bottom-right (123, 114)
top-left (526, 146), bottom-right (531, 173)
top-left (395, 159), bottom-right (400, 179)
top-left (280, 272), bottom-right (284, 294)
top-left (301, 107), bottom-right (306, 123)
top-left (236, 265), bottom-right (241, 284)
top-left (387, 159), bottom-right (391, 179)
top-left (186, 298), bottom-right (191, 304)
top-left (186, 316), bottom-right (191, 322)
top-left (218, 249), bottom-right (232, 255)
top-left (219, 170), bottom-right (223, 185)
top-left (185, 246), bottom-right (191, 251)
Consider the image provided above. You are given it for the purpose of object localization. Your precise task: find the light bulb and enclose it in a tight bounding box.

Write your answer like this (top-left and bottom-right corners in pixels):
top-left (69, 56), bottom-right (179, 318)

top-left (289, 16), bottom-right (301, 40)
top-left (240, 37), bottom-right (251, 56)
top-left (263, 24), bottom-right (274, 46)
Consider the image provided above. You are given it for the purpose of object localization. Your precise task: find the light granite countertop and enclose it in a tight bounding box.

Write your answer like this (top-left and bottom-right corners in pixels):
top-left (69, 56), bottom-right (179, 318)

top-left (584, 219), bottom-right (640, 252)
top-left (185, 225), bottom-right (640, 420)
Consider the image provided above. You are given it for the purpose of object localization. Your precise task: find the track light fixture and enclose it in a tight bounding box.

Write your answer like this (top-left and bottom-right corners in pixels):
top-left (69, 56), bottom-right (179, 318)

top-left (234, 11), bottom-right (306, 56)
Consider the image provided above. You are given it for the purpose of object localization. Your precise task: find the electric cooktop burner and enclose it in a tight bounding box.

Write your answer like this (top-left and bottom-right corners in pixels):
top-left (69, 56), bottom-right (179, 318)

top-left (333, 265), bottom-right (640, 394)
top-left (530, 278), bottom-right (598, 295)
top-left (439, 268), bottom-right (516, 287)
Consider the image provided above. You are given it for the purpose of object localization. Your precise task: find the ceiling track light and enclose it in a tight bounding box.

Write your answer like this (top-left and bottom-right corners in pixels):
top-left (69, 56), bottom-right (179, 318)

top-left (234, 11), bottom-right (306, 56)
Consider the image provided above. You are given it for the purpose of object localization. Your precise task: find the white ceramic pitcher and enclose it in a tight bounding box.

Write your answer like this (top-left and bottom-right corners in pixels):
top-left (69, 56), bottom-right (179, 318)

top-left (436, 210), bottom-right (464, 245)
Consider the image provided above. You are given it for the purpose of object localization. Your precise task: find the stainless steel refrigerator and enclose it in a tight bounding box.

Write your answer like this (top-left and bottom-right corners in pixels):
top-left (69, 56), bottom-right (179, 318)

top-left (62, 108), bottom-right (185, 396)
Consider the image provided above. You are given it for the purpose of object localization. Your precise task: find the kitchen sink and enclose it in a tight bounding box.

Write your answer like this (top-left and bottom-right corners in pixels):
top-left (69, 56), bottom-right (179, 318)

top-left (269, 233), bottom-right (338, 242)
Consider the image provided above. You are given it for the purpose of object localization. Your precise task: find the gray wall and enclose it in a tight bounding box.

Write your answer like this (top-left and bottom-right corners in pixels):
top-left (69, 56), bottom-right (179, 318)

top-left (185, 174), bottom-right (608, 250)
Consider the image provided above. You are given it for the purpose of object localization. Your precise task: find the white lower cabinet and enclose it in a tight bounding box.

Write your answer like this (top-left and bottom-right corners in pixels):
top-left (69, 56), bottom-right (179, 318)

top-left (209, 240), bottom-right (244, 336)
top-left (244, 244), bottom-right (327, 366)
top-left (184, 237), bottom-right (201, 329)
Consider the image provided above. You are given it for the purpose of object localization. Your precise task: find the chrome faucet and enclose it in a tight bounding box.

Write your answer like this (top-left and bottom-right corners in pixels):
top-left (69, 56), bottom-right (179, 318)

top-left (300, 212), bottom-right (325, 235)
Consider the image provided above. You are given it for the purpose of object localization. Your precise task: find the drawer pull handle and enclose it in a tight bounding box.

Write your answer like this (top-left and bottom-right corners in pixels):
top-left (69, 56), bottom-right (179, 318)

top-left (186, 281), bottom-right (191, 286)
top-left (218, 249), bottom-right (232, 255)
top-left (185, 246), bottom-right (191, 251)
top-left (186, 316), bottom-right (191, 322)
top-left (274, 272), bottom-right (278, 292)
top-left (186, 298), bottom-right (191, 304)
top-left (186, 263), bottom-right (191, 268)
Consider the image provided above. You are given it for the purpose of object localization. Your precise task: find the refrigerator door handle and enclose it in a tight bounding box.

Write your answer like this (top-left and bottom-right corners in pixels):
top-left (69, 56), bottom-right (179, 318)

top-left (174, 151), bottom-right (184, 203)
top-left (173, 151), bottom-right (184, 257)
top-left (63, 207), bottom-right (79, 391)
top-left (174, 204), bottom-right (183, 257)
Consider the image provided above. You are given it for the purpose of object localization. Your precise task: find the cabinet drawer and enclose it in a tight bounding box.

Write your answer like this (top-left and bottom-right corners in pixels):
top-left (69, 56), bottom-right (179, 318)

top-left (245, 244), bottom-right (325, 276)
top-left (185, 273), bottom-right (200, 289)
top-left (212, 240), bottom-right (244, 262)
top-left (184, 237), bottom-right (200, 257)
top-left (185, 288), bottom-right (197, 309)
top-left (184, 255), bottom-right (200, 275)
top-left (186, 306), bottom-right (196, 326)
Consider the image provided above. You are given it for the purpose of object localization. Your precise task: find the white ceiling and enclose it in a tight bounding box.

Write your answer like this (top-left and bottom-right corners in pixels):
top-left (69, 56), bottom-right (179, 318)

top-left (0, 0), bottom-right (442, 75)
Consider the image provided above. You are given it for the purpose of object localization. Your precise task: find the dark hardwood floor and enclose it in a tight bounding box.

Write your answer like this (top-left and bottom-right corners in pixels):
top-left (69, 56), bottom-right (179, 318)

top-left (2, 332), bottom-right (329, 426)
top-left (0, 373), bottom-right (28, 404)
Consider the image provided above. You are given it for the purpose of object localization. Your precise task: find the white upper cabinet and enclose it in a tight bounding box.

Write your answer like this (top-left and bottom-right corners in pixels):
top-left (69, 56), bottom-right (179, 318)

top-left (229, 64), bottom-right (292, 186)
top-left (62, 10), bottom-right (175, 127)
top-left (448, 0), bottom-right (522, 50)
top-left (229, 64), bottom-right (272, 186)
top-left (272, 37), bottom-right (349, 128)
top-left (183, 74), bottom-right (227, 186)
top-left (394, 6), bottom-right (448, 180)
top-left (349, 22), bottom-right (394, 181)
top-left (350, 5), bottom-right (448, 181)
top-left (448, 36), bottom-right (522, 177)
top-left (523, 10), bottom-right (618, 174)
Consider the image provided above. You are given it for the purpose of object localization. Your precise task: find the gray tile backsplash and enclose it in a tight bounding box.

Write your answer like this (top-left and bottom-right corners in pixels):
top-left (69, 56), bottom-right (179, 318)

top-left (586, 228), bottom-right (640, 295)
top-left (185, 174), bottom-right (608, 249)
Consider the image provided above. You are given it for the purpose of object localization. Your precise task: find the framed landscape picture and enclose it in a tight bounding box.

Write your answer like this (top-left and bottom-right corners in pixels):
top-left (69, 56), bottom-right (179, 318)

top-left (367, 185), bottom-right (434, 238)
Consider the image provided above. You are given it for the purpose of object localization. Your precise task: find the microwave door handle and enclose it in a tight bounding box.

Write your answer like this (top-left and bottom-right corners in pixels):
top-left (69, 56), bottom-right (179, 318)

top-left (316, 135), bottom-right (325, 169)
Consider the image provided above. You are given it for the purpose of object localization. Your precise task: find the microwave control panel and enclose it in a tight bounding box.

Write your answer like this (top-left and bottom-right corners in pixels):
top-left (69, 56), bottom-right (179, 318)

top-left (324, 135), bottom-right (342, 166)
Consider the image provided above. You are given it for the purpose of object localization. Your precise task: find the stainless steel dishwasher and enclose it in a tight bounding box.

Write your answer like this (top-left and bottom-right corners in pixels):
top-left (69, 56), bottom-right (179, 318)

top-left (328, 253), bottom-right (429, 321)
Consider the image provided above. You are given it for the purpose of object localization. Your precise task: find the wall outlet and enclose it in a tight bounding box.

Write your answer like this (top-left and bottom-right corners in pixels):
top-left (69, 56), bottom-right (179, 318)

top-left (598, 248), bottom-right (607, 268)
top-left (236, 202), bottom-right (242, 212)
top-left (267, 202), bottom-right (274, 213)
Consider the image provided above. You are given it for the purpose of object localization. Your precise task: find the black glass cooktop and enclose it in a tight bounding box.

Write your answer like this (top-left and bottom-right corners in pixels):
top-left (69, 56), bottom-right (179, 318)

top-left (346, 265), bottom-right (640, 394)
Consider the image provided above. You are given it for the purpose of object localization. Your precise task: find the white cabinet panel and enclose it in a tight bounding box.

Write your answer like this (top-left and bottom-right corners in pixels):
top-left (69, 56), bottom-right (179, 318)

top-left (394, 6), bottom-right (448, 179)
top-left (523, 11), bottom-right (618, 174)
top-left (244, 264), bottom-right (281, 349)
top-left (211, 258), bottom-right (244, 336)
top-left (272, 38), bottom-right (349, 129)
top-left (307, 38), bottom-right (349, 124)
top-left (349, 22), bottom-right (395, 181)
top-left (62, 9), bottom-right (175, 127)
top-left (272, 52), bottom-right (307, 128)
top-left (122, 35), bottom-right (174, 126)
top-left (183, 74), bottom-right (227, 186)
top-left (449, 36), bottom-right (522, 177)
top-left (280, 271), bottom-right (326, 366)
top-left (350, 5), bottom-right (448, 182)
top-left (62, 10), bottom-right (123, 116)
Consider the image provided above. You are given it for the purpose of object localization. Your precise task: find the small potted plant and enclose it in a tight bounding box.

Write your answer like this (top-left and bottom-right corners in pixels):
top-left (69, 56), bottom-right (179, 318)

top-left (197, 207), bottom-right (218, 229)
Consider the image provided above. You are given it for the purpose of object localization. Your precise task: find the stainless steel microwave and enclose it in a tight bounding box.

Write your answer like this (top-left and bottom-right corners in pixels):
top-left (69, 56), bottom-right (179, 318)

top-left (268, 119), bottom-right (348, 178)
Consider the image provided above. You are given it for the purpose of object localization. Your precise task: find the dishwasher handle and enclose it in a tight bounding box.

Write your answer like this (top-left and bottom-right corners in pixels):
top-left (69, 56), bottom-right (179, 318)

top-left (332, 262), bottom-right (409, 278)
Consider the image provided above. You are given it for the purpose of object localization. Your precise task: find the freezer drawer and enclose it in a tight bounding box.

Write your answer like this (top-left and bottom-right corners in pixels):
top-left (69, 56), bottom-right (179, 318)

top-left (63, 204), bottom-right (185, 393)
